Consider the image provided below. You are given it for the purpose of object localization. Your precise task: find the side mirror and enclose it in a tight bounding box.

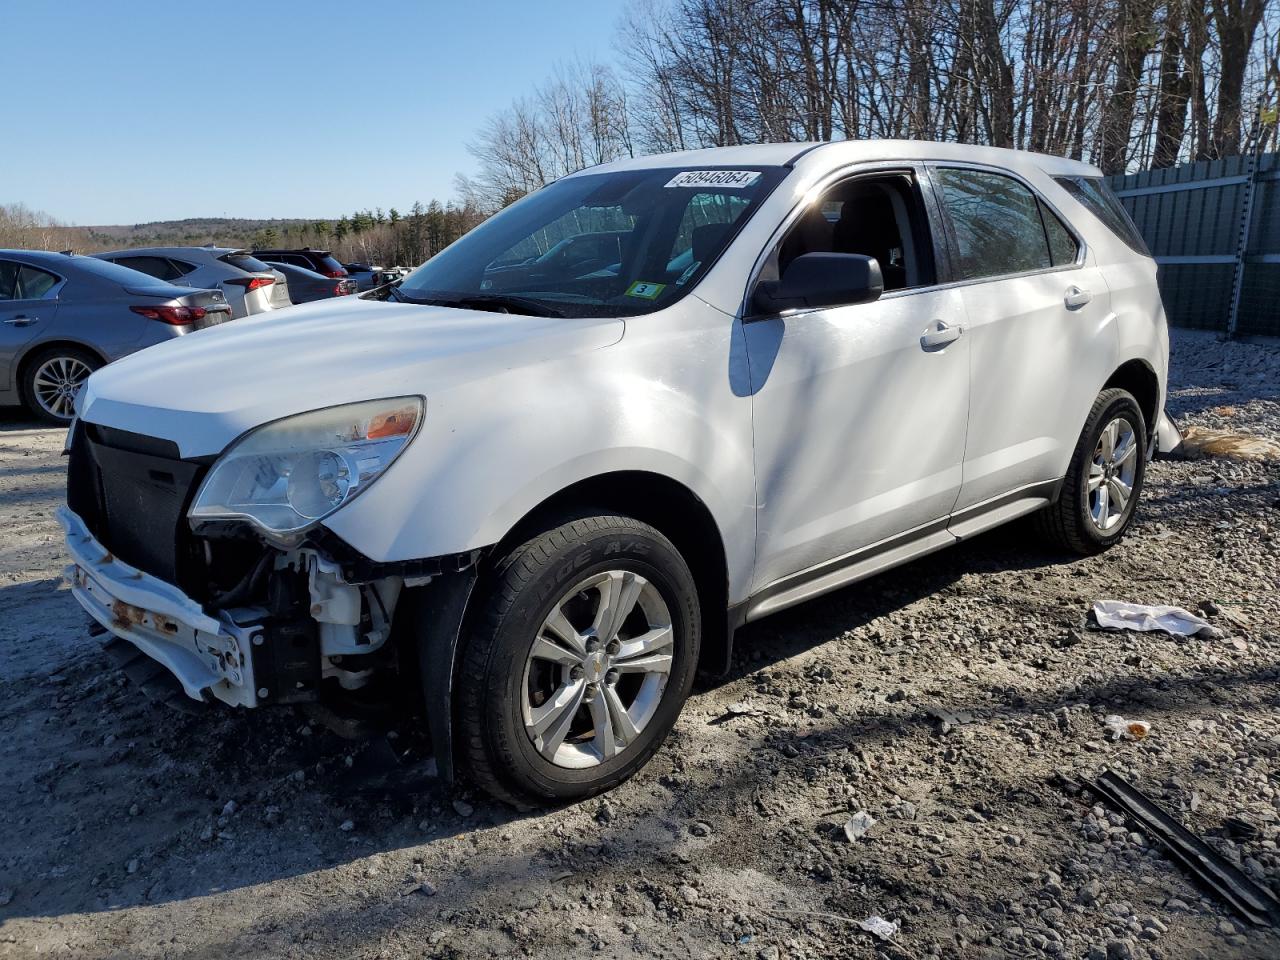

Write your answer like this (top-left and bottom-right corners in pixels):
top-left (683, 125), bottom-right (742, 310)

top-left (752, 252), bottom-right (883, 315)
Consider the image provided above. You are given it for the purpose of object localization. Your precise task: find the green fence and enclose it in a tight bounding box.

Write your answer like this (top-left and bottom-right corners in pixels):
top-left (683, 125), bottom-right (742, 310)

top-left (1107, 154), bottom-right (1280, 338)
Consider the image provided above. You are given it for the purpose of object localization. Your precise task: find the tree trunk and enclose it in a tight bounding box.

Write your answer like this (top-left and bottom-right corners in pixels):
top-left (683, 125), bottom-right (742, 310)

top-left (1210, 0), bottom-right (1266, 157)
top-left (1153, 0), bottom-right (1192, 167)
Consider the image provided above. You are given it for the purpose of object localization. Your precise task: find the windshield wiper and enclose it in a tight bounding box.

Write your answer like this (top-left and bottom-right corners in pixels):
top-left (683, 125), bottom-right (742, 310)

top-left (424, 293), bottom-right (565, 318)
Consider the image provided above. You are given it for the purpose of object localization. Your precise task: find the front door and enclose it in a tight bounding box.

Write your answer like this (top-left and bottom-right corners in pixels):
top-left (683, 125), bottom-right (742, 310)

top-left (744, 169), bottom-right (971, 592)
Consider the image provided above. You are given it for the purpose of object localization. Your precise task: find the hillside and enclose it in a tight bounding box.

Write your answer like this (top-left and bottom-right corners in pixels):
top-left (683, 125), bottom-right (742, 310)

top-left (81, 217), bottom-right (326, 250)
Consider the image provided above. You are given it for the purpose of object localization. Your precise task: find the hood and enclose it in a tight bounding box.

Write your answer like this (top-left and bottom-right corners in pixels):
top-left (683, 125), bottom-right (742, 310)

top-left (80, 296), bottom-right (624, 457)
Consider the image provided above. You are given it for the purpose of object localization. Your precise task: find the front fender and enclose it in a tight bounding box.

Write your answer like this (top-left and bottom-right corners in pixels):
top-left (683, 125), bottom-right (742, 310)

top-left (322, 308), bottom-right (758, 602)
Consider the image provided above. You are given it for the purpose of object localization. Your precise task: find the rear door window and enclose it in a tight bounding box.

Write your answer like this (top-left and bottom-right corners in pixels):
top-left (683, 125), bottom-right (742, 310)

top-left (1041, 202), bottom-right (1079, 267)
top-left (16, 266), bottom-right (59, 299)
top-left (935, 168), bottom-right (1052, 280)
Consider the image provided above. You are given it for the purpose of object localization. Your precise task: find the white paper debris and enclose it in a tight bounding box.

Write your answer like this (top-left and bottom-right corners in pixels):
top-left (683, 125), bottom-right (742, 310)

top-left (1091, 601), bottom-right (1222, 639)
top-left (1104, 715), bottom-right (1152, 741)
top-left (857, 915), bottom-right (899, 940)
top-left (844, 811), bottom-right (877, 842)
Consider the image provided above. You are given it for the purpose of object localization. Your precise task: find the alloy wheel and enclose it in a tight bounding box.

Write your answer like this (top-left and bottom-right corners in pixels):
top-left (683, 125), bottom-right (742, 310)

top-left (1087, 416), bottom-right (1138, 532)
top-left (32, 355), bottom-right (92, 421)
top-left (521, 570), bottom-right (674, 769)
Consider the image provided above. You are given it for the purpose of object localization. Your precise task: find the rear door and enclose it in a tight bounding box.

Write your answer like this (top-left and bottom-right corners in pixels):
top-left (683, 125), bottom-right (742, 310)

top-left (0, 260), bottom-right (61, 394)
top-left (930, 165), bottom-right (1115, 514)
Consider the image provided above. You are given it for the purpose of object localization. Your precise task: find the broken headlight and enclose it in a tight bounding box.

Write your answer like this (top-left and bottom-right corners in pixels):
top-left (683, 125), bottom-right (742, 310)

top-left (189, 397), bottom-right (423, 541)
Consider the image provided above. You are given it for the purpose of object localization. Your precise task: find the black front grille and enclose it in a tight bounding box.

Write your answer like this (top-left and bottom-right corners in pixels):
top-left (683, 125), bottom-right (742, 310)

top-left (67, 423), bottom-right (205, 586)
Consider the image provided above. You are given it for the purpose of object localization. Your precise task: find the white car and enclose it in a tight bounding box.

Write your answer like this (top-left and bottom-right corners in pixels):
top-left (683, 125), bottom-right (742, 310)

top-left (93, 247), bottom-right (293, 318)
top-left (62, 141), bottom-right (1168, 806)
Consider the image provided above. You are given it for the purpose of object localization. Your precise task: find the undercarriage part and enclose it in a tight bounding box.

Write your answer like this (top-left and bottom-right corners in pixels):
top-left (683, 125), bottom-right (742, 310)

top-left (103, 635), bottom-right (207, 714)
top-left (1090, 770), bottom-right (1280, 926)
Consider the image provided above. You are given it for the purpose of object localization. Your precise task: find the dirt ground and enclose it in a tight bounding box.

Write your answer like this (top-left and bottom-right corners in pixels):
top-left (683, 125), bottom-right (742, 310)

top-left (2, 328), bottom-right (1279, 960)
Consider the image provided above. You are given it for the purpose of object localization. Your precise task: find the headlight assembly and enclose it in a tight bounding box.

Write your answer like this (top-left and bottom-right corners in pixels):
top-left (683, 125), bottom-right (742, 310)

top-left (189, 397), bottom-right (423, 541)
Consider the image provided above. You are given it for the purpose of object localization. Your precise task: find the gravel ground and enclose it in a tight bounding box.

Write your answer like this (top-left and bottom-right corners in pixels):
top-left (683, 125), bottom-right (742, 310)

top-left (1, 328), bottom-right (1278, 960)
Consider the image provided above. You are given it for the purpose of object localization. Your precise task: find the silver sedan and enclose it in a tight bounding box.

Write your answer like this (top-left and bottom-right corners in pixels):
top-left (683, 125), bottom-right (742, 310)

top-left (0, 249), bottom-right (231, 423)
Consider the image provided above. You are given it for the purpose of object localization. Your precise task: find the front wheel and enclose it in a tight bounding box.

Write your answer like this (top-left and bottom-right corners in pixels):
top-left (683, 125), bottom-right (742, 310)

top-left (456, 514), bottom-right (700, 807)
top-left (1036, 387), bottom-right (1148, 555)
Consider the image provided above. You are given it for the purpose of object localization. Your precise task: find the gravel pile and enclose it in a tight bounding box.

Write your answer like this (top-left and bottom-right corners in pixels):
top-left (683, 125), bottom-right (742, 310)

top-left (0, 328), bottom-right (1277, 959)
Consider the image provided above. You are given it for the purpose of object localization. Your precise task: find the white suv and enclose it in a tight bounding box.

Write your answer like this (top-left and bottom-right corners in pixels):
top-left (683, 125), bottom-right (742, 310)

top-left (61, 141), bottom-right (1167, 806)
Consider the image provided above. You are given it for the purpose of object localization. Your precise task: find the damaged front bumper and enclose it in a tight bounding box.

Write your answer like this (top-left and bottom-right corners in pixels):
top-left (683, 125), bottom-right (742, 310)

top-left (58, 505), bottom-right (263, 708)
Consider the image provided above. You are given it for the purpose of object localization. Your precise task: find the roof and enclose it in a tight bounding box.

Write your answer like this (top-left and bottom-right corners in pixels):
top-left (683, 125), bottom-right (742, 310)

top-left (92, 245), bottom-right (245, 258)
top-left (574, 139), bottom-right (1101, 180)
top-left (0, 248), bottom-right (87, 268)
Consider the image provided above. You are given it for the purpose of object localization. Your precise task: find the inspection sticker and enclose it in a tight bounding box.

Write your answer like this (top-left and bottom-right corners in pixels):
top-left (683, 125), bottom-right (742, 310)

top-left (625, 281), bottom-right (667, 299)
top-left (664, 169), bottom-right (761, 189)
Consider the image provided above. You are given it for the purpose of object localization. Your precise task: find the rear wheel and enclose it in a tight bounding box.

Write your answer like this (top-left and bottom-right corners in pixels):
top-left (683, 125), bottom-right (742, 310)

top-left (21, 346), bottom-right (100, 424)
top-left (456, 514), bottom-right (700, 807)
top-left (1037, 387), bottom-right (1147, 554)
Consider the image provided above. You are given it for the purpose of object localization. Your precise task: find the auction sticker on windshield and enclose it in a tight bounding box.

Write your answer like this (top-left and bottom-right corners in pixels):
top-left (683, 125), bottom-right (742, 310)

top-left (625, 281), bottom-right (666, 299)
top-left (665, 170), bottom-right (762, 189)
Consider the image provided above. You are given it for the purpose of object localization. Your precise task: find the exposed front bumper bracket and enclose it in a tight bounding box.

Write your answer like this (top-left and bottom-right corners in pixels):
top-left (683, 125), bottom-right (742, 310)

top-left (58, 506), bottom-right (264, 708)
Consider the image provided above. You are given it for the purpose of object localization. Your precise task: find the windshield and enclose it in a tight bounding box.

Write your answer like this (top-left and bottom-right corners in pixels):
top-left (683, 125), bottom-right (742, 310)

top-left (396, 166), bottom-right (787, 317)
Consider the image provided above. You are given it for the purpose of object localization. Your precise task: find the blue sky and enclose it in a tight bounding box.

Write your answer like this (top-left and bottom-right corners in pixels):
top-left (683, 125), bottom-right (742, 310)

top-left (6, 0), bottom-right (630, 224)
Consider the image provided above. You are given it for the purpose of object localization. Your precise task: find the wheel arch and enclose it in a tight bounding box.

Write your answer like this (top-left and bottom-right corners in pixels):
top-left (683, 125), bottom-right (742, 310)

top-left (488, 470), bottom-right (733, 677)
top-left (15, 339), bottom-right (108, 410)
top-left (1102, 358), bottom-right (1160, 435)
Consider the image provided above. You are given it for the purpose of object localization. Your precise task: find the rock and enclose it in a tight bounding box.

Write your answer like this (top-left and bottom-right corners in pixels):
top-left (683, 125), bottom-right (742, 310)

top-left (221, 800), bottom-right (238, 817)
top-left (198, 823), bottom-right (214, 842)
top-left (125, 858), bottom-right (139, 874)
top-left (757, 948), bottom-right (781, 960)
top-left (679, 884), bottom-right (699, 904)
top-left (1077, 880), bottom-right (1103, 905)
top-left (689, 821), bottom-right (712, 837)
top-left (452, 799), bottom-right (474, 818)
top-left (416, 880), bottom-right (437, 896)
top-left (339, 819), bottom-right (355, 832)
top-left (1106, 940), bottom-right (1134, 960)
top-left (0, 889), bottom-right (13, 907)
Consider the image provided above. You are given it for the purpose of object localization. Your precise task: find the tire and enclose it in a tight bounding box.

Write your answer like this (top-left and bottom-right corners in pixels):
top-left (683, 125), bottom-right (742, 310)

top-left (20, 345), bottom-right (100, 425)
top-left (456, 513), bottom-right (701, 807)
top-left (1036, 387), bottom-right (1148, 555)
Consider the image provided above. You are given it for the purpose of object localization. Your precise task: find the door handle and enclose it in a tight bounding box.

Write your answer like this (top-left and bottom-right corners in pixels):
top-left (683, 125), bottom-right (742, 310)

top-left (3, 316), bottom-right (36, 327)
top-left (920, 320), bottom-right (963, 351)
top-left (1064, 285), bottom-right (1092, 309)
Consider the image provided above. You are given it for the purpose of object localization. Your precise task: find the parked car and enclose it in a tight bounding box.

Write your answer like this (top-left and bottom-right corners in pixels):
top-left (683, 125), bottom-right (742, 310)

top-left (253, 248), bottom-right (347, 279)
top-left (0, 250), bottom-right (231, 423)
top-left (93, 247), bottom-right (291, 318)
top-left (343, 262), bottom-right (383, 292)
top-left (62, 141), bottom-right (1168, 806)
top-left (264, 261), bottom-right (357, 303)
top-left (373, 266), bottom-right (410, 286)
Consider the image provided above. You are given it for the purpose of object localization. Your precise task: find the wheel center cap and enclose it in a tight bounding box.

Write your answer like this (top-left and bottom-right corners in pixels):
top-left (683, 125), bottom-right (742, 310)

top-left (584, 652), bottom-right (607, 683)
